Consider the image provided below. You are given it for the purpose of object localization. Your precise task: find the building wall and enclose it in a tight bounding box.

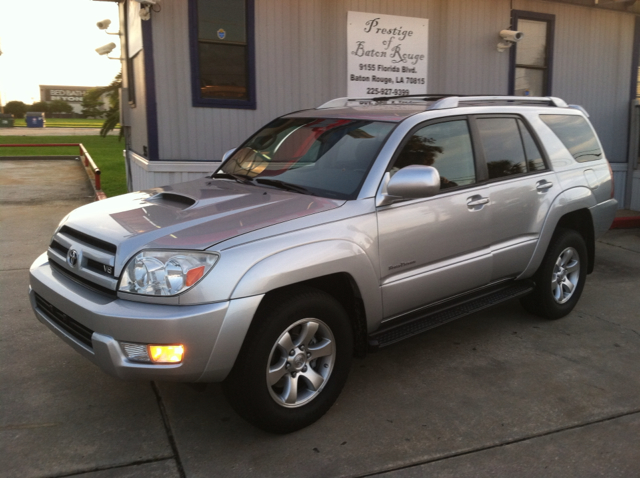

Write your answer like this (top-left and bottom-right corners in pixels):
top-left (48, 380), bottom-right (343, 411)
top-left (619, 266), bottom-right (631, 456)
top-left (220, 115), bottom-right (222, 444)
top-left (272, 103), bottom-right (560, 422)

top-left (150, 0), bottom-right (512, 164)
top-left (129, 0), bottom-right (636, 200)
top-left (514, 0), bottom-right (635, 164)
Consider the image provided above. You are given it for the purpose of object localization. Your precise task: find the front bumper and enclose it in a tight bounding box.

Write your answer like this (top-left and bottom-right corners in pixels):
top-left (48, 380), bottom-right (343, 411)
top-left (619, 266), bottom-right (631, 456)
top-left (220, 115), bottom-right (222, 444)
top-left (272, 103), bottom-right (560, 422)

top-left (29, 253), bottom-right (263, 382)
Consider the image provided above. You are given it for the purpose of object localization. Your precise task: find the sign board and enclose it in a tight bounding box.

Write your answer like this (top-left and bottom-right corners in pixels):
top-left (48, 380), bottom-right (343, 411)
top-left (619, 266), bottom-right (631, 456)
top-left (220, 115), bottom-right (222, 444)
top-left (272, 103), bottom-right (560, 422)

top-left (347, 12), bottom-right (428, 98)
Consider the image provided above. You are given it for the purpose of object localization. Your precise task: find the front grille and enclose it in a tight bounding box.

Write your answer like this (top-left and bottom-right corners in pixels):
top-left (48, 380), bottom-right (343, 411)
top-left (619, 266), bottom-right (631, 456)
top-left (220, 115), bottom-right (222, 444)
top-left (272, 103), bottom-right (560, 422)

top-left (34, 293), bottom-right (94, 349)
top-left (59, 226), bottom-right (117, 254)
top-left (50, 260), bottom-right (118, 298)
top-left (50, 240), bottom-right (69, 256)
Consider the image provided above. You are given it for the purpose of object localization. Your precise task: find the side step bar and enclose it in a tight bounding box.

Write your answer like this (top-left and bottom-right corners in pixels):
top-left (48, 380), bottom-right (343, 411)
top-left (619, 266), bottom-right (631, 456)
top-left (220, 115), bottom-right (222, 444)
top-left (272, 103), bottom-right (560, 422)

top-left (368, 281), bottom-right (535, 351)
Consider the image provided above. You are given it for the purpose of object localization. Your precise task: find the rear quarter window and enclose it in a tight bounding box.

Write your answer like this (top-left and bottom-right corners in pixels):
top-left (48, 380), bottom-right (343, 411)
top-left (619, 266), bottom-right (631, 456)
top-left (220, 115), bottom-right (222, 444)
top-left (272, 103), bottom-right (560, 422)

top-left (540, 114), bottom-right (603, 163)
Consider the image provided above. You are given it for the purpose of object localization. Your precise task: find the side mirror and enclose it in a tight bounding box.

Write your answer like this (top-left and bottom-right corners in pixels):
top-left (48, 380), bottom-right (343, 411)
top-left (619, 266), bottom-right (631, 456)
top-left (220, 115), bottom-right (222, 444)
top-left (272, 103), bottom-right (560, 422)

top-left (378, 165), bottom-right (440, 206)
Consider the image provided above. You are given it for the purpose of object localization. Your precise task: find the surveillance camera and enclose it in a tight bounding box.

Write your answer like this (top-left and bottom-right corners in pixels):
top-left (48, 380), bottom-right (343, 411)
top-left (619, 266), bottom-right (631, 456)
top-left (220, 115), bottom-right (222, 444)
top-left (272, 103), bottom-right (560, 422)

top-left (95, 43), bottom-right (116, 56)
top-left (97, 19), bottom-right (112, 30)
top-left (500, 30), bottom-right (524, 43)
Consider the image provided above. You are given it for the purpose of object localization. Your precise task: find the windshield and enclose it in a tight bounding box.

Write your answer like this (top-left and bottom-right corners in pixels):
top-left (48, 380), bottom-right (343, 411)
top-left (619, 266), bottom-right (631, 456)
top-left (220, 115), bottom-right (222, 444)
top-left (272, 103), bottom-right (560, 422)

top-left (219, 118), bottom-right (395, 199)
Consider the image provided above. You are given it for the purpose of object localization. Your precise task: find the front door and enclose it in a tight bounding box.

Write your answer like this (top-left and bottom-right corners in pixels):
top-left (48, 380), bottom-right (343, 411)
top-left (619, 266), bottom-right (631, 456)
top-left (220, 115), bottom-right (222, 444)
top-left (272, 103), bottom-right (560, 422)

top-left (377, 118), bottom-right (493, 320)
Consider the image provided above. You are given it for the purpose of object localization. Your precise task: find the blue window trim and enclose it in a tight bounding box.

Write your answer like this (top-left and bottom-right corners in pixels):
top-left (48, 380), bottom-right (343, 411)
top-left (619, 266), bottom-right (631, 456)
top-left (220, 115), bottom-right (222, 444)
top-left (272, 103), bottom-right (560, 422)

top-left (142, 19), bottom-right (159, 161)
top-left (188, 0), bottom-right (257, 110)
top-left (509, 10), bottom-right (556, 96)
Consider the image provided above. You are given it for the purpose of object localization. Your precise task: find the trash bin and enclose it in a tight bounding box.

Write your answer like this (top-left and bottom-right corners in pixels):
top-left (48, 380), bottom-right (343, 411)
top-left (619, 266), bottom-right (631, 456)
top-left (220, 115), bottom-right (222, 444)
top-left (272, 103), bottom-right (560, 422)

top-left (0, 113), bottom-right (14, 128)
top-left (26, 112), bottom-right (46, 128)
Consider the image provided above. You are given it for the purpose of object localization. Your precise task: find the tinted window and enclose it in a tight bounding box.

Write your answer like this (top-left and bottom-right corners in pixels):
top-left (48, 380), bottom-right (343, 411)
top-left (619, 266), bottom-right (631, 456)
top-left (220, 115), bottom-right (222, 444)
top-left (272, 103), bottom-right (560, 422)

top-left (517, 119), bottom-right (546, 171)
top-left (477, 118), bottom-right (527, 179)
top-left (221, 118), bottom-right (395, 199)
top-left (392, 120), bottom-right (476, 188)
top-left (540, 115), bottom-right (603, 162)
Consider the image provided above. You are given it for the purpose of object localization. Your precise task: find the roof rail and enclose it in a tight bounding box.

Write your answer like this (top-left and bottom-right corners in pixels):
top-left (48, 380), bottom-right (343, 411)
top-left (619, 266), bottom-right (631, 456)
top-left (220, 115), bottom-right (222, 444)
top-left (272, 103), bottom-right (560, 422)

top-left (429, 96), bottom-right (568, 110)
top-left (317, 95), bottom-right (446, 109)
top-left (317, 95), bottom-right (569, 110)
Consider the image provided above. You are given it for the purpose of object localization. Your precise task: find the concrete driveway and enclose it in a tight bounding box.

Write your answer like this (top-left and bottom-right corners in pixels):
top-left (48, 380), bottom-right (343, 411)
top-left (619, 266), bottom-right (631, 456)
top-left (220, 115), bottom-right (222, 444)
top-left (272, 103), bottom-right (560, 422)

top-left (1, 159), bottom-right (639, 478)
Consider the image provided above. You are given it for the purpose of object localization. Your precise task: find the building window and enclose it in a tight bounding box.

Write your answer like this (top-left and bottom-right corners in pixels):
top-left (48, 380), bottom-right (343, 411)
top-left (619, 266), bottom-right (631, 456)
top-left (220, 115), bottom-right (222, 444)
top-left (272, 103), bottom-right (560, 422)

top-left (510, 11), bottom-right (555, 97)
top-left (189, 0), bottom-right (256, 109)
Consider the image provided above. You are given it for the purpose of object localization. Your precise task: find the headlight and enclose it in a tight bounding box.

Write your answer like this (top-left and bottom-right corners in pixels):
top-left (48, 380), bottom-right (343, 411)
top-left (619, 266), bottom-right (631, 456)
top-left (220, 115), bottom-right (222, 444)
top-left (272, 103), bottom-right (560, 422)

top-left (119, 250), bottom-right (219, 296)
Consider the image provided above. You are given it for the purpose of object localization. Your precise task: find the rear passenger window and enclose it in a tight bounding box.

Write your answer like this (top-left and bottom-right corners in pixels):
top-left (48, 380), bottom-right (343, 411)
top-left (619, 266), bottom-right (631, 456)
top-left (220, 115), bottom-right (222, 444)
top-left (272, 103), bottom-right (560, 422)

top-left (477, 118), bottom-right (527, 179)
top-left (540, 114), bottom-right (603, 163)
top-left (392, 120), bottom-right (476, 188)
top-left (477, 117), bottom-right (546, 179)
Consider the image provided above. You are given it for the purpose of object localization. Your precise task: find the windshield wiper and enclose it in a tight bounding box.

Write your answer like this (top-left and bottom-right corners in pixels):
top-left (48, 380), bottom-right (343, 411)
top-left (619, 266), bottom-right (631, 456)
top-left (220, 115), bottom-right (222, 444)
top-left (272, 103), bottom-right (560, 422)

top-left (255, 178), bottom-right (313, 195)
top-left (212, 172), bottom-right (255, 184)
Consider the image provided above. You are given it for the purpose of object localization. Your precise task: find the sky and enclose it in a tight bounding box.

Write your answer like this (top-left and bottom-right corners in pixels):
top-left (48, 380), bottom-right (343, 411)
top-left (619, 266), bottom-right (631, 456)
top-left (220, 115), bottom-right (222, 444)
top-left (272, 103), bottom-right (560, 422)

top-left (0, 0), bottom-right (122, 105)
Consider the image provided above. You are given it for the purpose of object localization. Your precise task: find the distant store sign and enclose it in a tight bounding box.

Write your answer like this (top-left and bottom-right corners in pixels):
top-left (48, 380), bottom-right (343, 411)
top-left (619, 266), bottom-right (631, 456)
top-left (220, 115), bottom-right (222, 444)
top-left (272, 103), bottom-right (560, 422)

top-left (41, 86), bottom-right (94, 104)
top-left (347, 11), bottom-right (428, 98)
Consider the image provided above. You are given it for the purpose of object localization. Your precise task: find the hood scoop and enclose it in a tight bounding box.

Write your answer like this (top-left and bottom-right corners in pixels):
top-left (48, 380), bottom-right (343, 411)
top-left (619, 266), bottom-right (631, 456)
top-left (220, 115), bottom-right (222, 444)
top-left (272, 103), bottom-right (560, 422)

top-left (147, 192), bottom-right (197, 209)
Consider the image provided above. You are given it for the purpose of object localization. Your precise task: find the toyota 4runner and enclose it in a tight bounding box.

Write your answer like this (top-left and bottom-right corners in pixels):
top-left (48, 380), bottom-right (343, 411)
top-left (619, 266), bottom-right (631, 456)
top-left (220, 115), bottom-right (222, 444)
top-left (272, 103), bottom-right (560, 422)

top-left (29, 95), bottom-right (617, 433)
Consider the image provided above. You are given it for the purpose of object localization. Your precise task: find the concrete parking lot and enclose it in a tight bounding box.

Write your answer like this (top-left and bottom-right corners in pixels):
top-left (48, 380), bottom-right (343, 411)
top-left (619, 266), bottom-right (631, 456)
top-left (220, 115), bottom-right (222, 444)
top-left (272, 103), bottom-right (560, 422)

top-left (1, 158), bottom-right (639, 478)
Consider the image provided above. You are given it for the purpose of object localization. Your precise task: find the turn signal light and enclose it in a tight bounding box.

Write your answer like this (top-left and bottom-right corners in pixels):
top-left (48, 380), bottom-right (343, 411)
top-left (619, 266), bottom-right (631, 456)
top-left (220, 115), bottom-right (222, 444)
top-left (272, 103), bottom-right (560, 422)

top-left (148, 344), bottom-right (184, 363)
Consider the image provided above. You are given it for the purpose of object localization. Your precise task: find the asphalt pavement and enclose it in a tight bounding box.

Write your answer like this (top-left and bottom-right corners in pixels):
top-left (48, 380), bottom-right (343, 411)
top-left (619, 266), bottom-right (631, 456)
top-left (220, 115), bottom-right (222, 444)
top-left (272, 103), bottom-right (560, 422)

top-left (1, 158), bottom-right (639, 478)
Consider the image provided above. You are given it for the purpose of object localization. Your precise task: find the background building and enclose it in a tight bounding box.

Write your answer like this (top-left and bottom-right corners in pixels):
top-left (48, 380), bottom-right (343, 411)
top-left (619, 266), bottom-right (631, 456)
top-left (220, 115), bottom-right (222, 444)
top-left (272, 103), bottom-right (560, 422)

top-left (110, 0), bottom-right (640, 210)
top-left (39, 85), bottom-right (109, 115)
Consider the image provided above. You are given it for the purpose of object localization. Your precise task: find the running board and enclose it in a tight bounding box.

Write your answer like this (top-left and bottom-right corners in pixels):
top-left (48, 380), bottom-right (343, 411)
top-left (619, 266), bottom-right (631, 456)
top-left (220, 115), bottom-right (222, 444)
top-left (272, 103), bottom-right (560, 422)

top-left (368, 281), bottom-right (535, 351)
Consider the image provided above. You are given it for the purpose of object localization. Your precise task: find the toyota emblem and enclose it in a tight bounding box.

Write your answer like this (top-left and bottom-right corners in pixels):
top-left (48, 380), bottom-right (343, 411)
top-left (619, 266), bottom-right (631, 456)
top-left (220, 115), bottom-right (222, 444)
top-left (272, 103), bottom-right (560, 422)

top-left (67, 249), bottom-right (78, 267)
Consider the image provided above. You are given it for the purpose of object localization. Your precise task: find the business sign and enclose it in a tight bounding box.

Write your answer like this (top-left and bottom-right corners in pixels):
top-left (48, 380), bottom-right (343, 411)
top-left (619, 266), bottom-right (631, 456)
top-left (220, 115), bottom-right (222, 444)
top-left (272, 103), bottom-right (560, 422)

top-left (347, 12), bottom-right (428, 98)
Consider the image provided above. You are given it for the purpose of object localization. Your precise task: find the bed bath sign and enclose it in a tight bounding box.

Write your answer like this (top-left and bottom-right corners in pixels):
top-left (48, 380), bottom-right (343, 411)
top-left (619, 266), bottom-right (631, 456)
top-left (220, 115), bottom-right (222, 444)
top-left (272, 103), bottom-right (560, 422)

top-left (347, 11), bottom-right (428, 98)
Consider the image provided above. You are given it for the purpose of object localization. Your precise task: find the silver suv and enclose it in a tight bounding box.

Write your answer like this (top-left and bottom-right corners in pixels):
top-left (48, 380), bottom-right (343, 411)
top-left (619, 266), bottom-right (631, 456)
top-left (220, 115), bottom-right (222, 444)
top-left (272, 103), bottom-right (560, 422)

top-left (29, 95), bottom-right (617, 433)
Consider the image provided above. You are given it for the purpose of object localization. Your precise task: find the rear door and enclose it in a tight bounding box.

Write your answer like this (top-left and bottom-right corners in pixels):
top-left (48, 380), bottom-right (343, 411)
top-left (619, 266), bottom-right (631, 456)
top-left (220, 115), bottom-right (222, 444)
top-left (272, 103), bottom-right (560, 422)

top-left (472, 115), bottom-right (558, 281)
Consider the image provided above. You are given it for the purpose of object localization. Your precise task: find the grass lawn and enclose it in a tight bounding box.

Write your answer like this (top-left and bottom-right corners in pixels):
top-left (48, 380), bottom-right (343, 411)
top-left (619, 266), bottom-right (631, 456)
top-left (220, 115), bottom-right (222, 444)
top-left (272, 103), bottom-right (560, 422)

top-left (0, 135), bottom-right (127, 197)
top-left (13, 118), bottom-right (121, 128)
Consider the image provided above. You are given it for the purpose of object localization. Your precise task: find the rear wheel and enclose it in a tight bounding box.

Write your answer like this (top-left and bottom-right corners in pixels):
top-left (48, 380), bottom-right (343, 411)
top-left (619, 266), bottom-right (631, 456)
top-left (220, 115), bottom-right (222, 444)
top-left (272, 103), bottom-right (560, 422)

top-left (520, 228), bottom-right (588, 319)
top-left (223, 288), bottom-right (353, 433)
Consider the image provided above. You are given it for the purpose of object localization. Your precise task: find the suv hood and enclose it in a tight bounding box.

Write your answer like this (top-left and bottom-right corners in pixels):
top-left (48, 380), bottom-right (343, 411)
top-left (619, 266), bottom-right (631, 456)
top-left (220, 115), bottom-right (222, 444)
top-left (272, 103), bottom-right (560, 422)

top-left (61, 177), bottom-right (344, 255)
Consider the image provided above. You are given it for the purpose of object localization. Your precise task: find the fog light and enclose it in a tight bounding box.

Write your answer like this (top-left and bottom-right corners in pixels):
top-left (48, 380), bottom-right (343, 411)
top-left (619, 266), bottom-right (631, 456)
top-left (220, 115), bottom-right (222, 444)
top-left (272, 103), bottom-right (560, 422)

top-left (148, 344), bottom-right (184, 363)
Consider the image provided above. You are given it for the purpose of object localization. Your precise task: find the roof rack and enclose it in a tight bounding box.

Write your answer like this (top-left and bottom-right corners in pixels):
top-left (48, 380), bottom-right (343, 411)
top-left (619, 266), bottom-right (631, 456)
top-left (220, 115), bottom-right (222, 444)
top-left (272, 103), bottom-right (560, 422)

top-left (317, 95), bottom-right (568, 110)
top-left (429, 96), bottom-right (568, 109)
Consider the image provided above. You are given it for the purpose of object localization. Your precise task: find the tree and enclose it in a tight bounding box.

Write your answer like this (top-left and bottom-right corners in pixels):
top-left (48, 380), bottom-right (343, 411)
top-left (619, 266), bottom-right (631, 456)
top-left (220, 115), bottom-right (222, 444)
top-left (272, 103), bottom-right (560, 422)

top-left (3, 100), bottom-right (27, 118)
top-left (81, 89), bottom-right (105, 118)
top-left (93, 71), bottom-right (122, 138)
top-left (29, 101), bottom-right (50, 114)
top-left (49, 99), bottom-right (73, 114)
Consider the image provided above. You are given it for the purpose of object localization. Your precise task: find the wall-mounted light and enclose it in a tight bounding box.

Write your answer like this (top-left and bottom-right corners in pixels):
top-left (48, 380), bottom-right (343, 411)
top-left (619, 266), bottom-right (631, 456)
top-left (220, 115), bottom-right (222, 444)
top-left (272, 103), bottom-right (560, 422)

top-left (497, 29), bottom-right (524, 53)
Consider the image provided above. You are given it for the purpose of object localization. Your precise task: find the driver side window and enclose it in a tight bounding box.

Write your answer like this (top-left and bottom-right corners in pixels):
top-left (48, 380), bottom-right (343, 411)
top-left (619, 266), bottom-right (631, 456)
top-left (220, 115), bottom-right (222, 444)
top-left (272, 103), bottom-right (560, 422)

top-left (391, 120), bottom-right (476, 189)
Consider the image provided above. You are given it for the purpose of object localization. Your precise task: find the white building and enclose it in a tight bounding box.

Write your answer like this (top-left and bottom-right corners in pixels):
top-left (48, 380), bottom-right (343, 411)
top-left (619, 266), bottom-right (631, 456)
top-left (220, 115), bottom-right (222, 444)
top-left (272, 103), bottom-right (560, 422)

top-left (105, 0), bottom-right (640, 209)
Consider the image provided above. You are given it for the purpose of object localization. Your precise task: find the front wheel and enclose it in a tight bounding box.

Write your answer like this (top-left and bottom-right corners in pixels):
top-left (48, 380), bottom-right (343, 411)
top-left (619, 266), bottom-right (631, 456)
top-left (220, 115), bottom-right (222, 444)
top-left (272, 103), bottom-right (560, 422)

top-left (223, 288), bottom-right (353, 433)
top-left (520, 228), bottom-right (588, 320)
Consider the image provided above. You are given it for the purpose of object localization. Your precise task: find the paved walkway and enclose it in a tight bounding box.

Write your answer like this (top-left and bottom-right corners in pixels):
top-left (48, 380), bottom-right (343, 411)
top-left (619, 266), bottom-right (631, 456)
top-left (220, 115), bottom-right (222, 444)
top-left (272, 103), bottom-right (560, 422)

top-left (1, 159), bottom-right (639, 477)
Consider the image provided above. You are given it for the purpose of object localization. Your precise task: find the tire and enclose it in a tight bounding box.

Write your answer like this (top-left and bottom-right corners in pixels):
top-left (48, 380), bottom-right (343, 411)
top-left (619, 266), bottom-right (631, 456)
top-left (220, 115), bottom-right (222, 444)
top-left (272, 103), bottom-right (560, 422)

top-left (223, 287), bottom-right (353, 433)
top-left (520, 228), bottom-right (588, 320)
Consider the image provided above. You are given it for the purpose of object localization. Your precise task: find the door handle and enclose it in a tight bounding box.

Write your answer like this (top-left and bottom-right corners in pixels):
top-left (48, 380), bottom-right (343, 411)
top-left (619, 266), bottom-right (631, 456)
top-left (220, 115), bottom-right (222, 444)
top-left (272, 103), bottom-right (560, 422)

top-left (467, 197), bottom-right (489, 207)
top-left (536, 180), bottom-right (553, 191)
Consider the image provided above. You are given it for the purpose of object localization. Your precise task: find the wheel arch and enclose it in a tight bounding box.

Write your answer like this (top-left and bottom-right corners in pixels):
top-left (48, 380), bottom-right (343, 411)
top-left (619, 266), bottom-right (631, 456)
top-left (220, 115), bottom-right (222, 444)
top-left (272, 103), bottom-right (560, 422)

top-left (230, 240), bottom-right (382, 356)
top-left (519, 187), bottom-right (597, 278)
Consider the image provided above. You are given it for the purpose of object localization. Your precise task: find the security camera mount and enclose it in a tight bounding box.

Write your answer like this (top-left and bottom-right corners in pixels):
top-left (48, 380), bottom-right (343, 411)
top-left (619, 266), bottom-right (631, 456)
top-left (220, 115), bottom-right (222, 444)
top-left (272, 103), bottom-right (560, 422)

top-left (497, 29), bottom-right (524, 53)
top-left (97, 19), bottom-right (121, 36)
